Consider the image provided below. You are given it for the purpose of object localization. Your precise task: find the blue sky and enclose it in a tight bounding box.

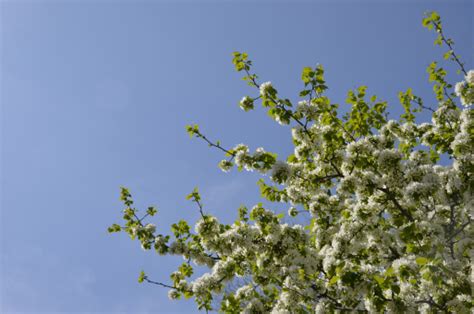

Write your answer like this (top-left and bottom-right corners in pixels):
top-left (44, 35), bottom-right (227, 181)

top-left (1, 1), bottom-right (472, 313)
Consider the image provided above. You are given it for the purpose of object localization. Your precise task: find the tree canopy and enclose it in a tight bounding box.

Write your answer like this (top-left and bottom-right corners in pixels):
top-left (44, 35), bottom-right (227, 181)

top-left (109, 12), bottom-right (473, 313)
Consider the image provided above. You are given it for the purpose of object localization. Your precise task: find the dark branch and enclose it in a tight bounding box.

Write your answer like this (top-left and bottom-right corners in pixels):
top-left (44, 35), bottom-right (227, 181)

top-left (195, 132), bottom-right (236, 160)
top-left (144, 277), bottom-right (176, 289)
top-left (432, 21), bottom-right (468, 76)
top-left (195, 198), bottom-right (205, 219)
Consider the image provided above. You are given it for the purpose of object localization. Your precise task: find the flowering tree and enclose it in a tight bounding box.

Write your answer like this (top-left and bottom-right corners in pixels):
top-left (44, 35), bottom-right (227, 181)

top-left (109, 12), bottom-right (473, 313)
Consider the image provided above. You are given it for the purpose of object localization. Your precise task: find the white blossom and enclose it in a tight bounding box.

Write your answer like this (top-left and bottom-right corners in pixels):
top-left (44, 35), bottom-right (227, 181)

top-left (239, 96), bottom-right (254, 111)
top-left (465, 69), bottom-right (474, 84)
top-left (168, 290), bottom-right (180, 300)
top-left (259, 81), bottom-right (273, 96)
top-left (144, 223), bottom-right (156, 233)
top-left (271, 160), bottom-right (292, 183)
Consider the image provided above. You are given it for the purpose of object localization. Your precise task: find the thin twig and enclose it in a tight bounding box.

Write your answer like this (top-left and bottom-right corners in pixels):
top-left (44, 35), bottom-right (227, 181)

top-left (432, 21), bottom-right (467, 76)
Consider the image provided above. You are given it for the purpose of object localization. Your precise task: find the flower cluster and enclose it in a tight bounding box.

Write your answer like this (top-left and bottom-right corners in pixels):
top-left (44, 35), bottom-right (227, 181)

top-left (239, 96), bottom-right (254, 111)
top-left (455, 70), bottom-right (474, 107)
top-left (259, 81), bottom-right (274, 97)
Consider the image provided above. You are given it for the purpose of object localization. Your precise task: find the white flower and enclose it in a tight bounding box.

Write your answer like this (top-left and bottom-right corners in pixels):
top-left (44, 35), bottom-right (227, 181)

top-left (288, 207), bottom-right (298, 217)
top-left (364, 297), bottom-right (377, 312)
top-left (243, 298), bottom-right (264, 314)
top-left (218, 160), bottom-right (233, 172)
top-left (455, 73), bottom-right (474, 106)
top-left (192, 273), bottom-right (214, 297)
top-left (129, 226), bottom-right (139, 237)
top-left (271, 161), bottom-right (292, 183)
top-left (465, 69), bottom-right (474, 84)
top-left (254, 147), bottom-right (266, 157)
top-left (377, 149), bottom-right (401, 171)
top-left (144, 223), bottom-right (156, 233)
top-left (168, 241), bottom-right (187, 255)
top-left (315, 301), bottom-right (329, 314)
top-left (195, 216), bottom-right (219, 236)
top-left (392, 257), bottom-right (414, 272)
top-left (455, 81), bottom-right (465, 97)
top-left (176, 279), bottom-right (188, 290)
top-left (235, 285), bottom-right (253, 300)
top-left (297, 100), bottom-right (308, 110)
top-left (167, 290), bottom-right (180, 300)
top-left (259, 81), bottom-right (273, 96)
top-left (239, 96), bottom-right (254, 111)
top-left (296, 100), bottom-right (317, 118)
top-left (154, 235), bottom-right (165, 245)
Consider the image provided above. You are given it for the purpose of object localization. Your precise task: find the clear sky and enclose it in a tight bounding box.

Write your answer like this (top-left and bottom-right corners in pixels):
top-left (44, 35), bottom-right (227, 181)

top-left (1, 1), bottom-right (472, 313)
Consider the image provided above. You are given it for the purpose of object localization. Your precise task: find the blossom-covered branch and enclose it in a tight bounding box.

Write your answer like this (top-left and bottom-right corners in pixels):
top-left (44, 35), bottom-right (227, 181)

top-left (110, 12), bottom-right (473, 313)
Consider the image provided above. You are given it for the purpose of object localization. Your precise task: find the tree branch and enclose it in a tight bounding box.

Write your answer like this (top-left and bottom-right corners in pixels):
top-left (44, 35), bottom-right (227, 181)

top-left (195, 132), bottom-right (236, 160)
top-left (432, 21), bottom-right (467, 76)
top-left (144, 277), bottom-right (176, 289)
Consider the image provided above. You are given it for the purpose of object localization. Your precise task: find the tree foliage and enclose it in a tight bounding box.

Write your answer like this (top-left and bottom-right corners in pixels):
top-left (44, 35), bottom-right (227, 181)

top-left (109, 12), bottom-right (473, 313)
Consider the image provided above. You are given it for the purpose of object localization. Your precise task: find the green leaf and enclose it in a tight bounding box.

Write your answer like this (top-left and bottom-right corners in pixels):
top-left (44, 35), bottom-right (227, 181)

top-left (138, 270), bottom-right (146, 283)
top-left (422, 17), bottom-right (431, 27)
top-left (186, 187), bottom-right (200, 201)
top-left (301, 67), bottom-right (314, 84)
top-left (179, 263), bottom-right (194, 277)
top-left (430, 11), bottom-right (440, 22)
top-left (147, 206), bottom-right (157, 216)
top-left (443, 50), bottom-right (453, 60)
top-left (107, 223), bottom-right (122, 233)
top-left (385, 267), bottom-right (395, 277)
top-left (299, 90), bottom-right (310, 97)
top-left (407, 243), bottom-right (416, 253)
top-left (373, 275), bottom-right (384, 285)
top-left (416, 257), bottom-right (429, 265)
top-left (357, 86), bottom-right (367, 98)
top-left (185, 124), bottom-right (200, 138)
